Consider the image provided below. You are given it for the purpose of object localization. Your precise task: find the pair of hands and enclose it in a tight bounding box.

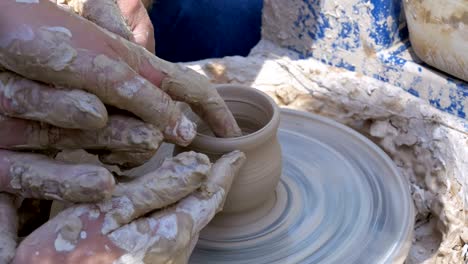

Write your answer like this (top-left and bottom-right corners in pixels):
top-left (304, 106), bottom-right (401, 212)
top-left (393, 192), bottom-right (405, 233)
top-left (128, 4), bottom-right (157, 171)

top-left (0, 1), bottom-right (243, 263)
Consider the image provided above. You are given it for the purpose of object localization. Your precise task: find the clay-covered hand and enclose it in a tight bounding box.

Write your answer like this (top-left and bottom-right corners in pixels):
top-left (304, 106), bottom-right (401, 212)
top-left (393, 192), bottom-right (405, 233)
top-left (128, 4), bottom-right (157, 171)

top-left (0, 114), bottom-right (165, 200)
top-left (11, 151), bottom-right (246, 264)
top-left (0, 114), bottom-right (161, 262)
top-left (0, 2), bottom-right (241, 262)
top-left (54, 0), bottom-right (156, 53)
top-left (0, 0), bottom-right (241, 144)
top-left (0, 0), bottom-right (242, 186)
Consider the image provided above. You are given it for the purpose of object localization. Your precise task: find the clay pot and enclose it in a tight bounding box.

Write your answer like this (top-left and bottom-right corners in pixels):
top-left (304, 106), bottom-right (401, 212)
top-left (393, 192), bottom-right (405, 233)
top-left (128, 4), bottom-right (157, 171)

top-left (175, 84), bottom-right (282, 214)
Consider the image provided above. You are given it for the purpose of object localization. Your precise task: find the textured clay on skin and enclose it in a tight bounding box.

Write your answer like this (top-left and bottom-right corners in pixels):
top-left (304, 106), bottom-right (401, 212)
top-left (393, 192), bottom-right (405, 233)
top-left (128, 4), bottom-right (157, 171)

top-left (0, 150), bottom-right (115, 202)
top-left (54, 233), bottom-right (76, 252)
top-left (54, 215), bottom-right (83, 252)
top-left (166, 114), bottom-right (197, 144)
top-left (100, 196), bottom-right (136, 234)
top-left (0, 23), bottom-right (78, 86)
top-left (0, 72), bottom-right (107, 129)
top-left (148, 58), bottom-right (242, 138)
top-left (39, 206), bottom-right (96, 254)
top-left (0, 115), bottom-right (162, 156)
top-left (12, 152), bottom-right (214, 264)
top-left (116, 76), bottom-right (146, 99)
top-left (101, 152), bottom-right (211, 234)
top-left (59, 0), bottom-right (133, 41)
top-left (53, 115), bottom-right (162, 152)
top-left (89, 53), bottom-right (195, 145)
top-left (36, 27), bottom-right (77, 71)
top-left (109, 151), bottom-right (245, 264)
top-left (10, 149), bottom-right (243, 264)
top-left (109, 213), bottom-right (193, 264)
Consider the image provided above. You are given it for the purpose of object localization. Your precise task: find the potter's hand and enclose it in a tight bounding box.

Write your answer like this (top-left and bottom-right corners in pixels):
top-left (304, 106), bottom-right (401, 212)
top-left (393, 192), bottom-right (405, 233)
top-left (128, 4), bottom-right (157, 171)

top-left (12, 151), bottom-right (245, 264)
top-left (54, 0), bottom-right (156, 53)
top-left (0, 114), bottom-right (165, 200)
top-left (0, 0), bottom-right (241, 165)
top-left (0, 115), bottom-right (161, 264)
top-left (0, 0), bottom-right (242, 144)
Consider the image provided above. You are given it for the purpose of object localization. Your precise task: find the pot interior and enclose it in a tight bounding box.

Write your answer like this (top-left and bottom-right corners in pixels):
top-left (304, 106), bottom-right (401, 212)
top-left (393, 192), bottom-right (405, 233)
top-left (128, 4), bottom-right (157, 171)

top-left (195, 86), bottom-right (276, 137)
top-left (198, 99), bottom-right (273, 136)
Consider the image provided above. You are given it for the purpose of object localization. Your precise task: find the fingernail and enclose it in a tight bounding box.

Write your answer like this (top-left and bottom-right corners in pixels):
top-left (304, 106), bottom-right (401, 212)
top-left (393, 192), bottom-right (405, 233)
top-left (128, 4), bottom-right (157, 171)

top-left (69, 92), bottom-right (108, 129)
top-left (175, 114), bottom-right (197, 146)
top-left (224, 150), bottom-right (246, 167)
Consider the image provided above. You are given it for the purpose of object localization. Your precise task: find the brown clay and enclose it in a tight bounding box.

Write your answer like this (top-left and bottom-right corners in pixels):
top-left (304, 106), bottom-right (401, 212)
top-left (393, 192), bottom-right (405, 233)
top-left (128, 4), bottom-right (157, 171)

top-left (176, 84), bottom-right (282, 218)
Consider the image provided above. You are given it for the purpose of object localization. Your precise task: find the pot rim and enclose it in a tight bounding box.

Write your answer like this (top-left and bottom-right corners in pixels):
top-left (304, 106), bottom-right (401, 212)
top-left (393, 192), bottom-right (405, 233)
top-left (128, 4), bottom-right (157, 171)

top-left (190, 84), bottom-right (280, 152)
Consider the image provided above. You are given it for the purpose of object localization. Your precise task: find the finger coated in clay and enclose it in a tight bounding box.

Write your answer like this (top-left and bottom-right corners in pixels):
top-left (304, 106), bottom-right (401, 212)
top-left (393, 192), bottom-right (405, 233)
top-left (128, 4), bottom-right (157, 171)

top-left (63, 0), bottom-right (133, 42)
top-left (0, 1), bottom-right (196, 146)
top-left (107, 151), bottom-right (211, 231)
top-left (11, 152), bottom-right (213, 264)
top-left (0, 150), bottom-right (115, 203)
top-left (0, 115), bottom-right (163, 153)
top-left (0, 71), bottom-right (107, 129)
top-left (108, 151), bottom-right (245, 264)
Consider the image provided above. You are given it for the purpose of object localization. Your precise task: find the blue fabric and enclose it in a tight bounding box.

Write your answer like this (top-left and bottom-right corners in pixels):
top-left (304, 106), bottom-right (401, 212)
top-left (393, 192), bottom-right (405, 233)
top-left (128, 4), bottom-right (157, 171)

top-left (149, 0), bottom-right (263, 62)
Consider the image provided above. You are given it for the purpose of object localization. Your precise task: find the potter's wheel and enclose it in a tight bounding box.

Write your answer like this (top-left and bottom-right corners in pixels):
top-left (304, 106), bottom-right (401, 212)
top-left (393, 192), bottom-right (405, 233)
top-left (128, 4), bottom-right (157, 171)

top-left (188, 109), bottom-right (414, 264)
